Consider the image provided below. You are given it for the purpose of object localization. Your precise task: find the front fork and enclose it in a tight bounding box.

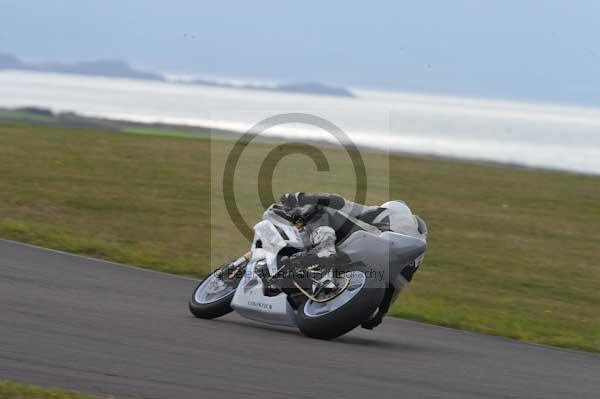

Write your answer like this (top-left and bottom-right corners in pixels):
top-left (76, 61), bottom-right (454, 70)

top-left (217, 252), bottom-right (251, 281)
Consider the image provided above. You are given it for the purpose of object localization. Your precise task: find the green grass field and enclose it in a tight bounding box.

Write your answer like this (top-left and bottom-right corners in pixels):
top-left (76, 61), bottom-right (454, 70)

top-left (1, 122), bottom-right (599, 352)
top-left (0, 380), bottom-right (102, 399)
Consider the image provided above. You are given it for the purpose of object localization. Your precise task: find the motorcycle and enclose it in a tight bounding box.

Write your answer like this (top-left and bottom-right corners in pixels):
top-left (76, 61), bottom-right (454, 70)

top-left (189, 194), bottom-right (428, 340)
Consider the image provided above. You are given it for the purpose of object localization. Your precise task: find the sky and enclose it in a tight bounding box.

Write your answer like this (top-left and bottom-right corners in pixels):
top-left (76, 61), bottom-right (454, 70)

top-left (1, 0), bottom-right (600, 105)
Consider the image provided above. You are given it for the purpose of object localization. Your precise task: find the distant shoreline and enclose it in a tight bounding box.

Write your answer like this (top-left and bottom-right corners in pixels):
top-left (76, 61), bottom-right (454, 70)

top-left (1, 105), bottom-right (597, 179)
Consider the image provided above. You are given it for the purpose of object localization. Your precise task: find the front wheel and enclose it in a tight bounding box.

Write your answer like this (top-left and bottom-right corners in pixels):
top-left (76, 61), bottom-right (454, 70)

top-left (189, 264), bottom-right (241, 319)
top-left (294, 264), bottom-right (385, 340)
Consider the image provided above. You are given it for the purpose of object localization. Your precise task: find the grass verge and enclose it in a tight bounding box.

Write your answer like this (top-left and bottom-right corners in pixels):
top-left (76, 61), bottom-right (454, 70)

top-left (0, 380), bottom-right (103, 399)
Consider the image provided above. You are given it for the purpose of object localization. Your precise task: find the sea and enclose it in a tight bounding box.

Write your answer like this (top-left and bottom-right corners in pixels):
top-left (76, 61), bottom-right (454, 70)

top-left (2, 70), bottom-right (600, 175)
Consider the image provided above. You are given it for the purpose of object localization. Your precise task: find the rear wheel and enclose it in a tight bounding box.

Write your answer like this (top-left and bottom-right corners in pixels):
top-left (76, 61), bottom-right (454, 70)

top-left (189, 264), bottom-right (242, 319)
top-left (294, 264), bottom-right (385, 340)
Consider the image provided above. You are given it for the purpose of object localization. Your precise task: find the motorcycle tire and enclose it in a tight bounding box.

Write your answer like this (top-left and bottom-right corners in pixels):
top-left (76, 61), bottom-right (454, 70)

top-left (189, 266), bottom-right (239, 319)
top-left (294, 264), bottom-right (385, 340)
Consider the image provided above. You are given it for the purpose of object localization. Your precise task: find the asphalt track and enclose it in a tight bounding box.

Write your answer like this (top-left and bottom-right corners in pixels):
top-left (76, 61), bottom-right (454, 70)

top-left (1, 239), bottom-right (599, 399)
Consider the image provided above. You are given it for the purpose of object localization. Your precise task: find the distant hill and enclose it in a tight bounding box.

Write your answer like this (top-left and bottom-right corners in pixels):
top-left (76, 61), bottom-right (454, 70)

top-left (32, 59), bottom-right (164, 81)
top-left (182, 77), bottom-right (354, 97)
top-left (275, 82), bottom-right (353, 97)
top-left (0, 53), bottom-right (354, 97)
top-left (0, 53), bottom-right (162, 81)
top-left (0, 53), bottom-right (24, 69)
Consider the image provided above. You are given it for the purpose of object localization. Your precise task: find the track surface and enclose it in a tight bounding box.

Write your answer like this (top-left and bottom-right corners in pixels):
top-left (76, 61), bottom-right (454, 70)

top-left (1, 239), bottom-right (599, 399)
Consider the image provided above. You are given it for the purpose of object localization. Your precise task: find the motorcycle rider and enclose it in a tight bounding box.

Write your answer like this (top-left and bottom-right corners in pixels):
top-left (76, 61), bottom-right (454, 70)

top-left (279, 192), bottom-right (394, 251)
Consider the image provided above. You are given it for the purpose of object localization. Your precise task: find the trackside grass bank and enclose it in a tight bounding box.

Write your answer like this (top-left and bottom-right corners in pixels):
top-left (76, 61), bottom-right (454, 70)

top-left (0, 380), bottom-right (103, 399)
top-left (1, 123), bottom-right (599, 352)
